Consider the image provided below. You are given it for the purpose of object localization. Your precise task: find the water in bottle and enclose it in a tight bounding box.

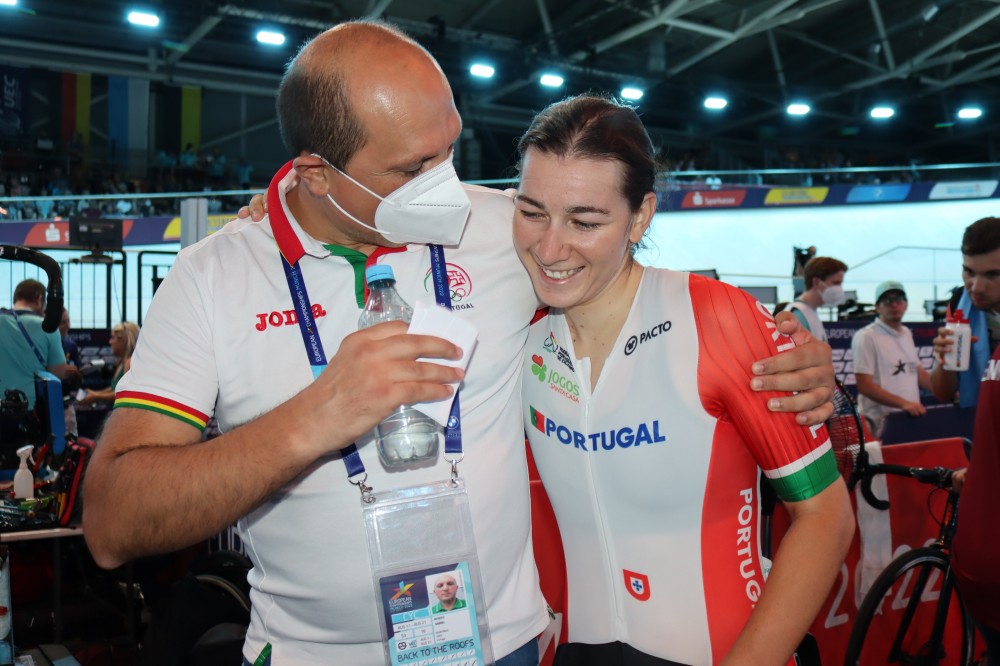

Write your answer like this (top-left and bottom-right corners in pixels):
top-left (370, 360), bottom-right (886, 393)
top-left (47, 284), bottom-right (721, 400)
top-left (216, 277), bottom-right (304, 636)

top-left (359, 264), bottom-right (442, 466)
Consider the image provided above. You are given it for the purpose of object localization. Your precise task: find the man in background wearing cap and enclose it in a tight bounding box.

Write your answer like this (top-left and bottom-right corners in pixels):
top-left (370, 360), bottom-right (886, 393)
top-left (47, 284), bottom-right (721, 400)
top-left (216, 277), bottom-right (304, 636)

top-left (851, 281), bottom-right (931, 436)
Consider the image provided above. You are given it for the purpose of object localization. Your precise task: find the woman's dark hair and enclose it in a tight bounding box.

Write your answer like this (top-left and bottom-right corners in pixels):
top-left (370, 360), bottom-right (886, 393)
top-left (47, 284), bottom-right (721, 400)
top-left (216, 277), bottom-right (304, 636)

top-left (961, 216), bottom-right (1000, 256)
top-left (516, 94), bottom-right (656, 212)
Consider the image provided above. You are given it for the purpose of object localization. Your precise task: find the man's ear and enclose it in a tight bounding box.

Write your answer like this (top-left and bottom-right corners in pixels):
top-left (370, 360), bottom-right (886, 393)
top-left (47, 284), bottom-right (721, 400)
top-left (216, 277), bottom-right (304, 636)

top-left (293, 154), bottom-right (332, 197)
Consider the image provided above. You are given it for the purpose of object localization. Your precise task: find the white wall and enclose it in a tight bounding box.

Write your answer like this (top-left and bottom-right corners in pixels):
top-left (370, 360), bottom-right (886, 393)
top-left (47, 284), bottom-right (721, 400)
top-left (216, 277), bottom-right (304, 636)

top-left (636, 198), bottom-right (1000, 319)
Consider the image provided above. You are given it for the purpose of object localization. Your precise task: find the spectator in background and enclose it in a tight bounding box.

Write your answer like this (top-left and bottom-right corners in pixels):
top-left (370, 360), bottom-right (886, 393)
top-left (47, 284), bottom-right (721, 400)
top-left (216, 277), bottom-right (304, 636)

top-left (78, 321), bottom-right (139, 407)
top-left (783, 256), bottom-right (848, 342)
top-left (792, 245), bottom-right (816, 298)
top-left (35, 188), bottom-right (54, 220)
top-left (236, 157), bottom-right (254, 189)
top-left (931, 217), bottom-right (1000, 407)
top-left (851, 281), bottom-right (932, 436)
top-left (59, 308), bottom-right (81, 437)
top-left (59, 308), bottom-right (81, 368)
top-left (0, 279), bottom-right (75, 408)
top-left (207, 148), bottom-right (227, 187)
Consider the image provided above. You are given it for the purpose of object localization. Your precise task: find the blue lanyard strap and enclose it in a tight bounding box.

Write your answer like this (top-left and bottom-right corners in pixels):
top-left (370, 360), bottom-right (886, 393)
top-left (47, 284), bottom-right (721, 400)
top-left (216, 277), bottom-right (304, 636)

top-left (280, 245), bottom-right (462, 481)
top-left (280, 256), bottom-right (365, 478)
top-left (0, 309), bottom-right (47, 366)
top-left (429, 245), bottom-right (464, 458)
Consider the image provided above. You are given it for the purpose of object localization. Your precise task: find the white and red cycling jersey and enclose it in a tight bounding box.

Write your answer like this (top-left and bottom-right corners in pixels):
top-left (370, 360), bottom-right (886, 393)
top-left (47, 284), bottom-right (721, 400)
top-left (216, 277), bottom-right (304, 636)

top-left (523, 269), bottom-right (838, 665)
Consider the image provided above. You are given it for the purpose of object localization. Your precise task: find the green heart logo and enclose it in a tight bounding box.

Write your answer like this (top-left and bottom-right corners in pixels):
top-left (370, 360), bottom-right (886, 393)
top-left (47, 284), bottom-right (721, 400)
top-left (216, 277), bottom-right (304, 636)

top-left (531, 362), bottom-right (546, 382)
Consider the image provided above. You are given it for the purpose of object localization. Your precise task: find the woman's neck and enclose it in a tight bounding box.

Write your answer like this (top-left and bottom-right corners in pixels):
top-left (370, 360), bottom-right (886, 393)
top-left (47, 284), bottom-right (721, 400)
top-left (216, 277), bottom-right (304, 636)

top-left (564, 261), bottom-right (644, 388)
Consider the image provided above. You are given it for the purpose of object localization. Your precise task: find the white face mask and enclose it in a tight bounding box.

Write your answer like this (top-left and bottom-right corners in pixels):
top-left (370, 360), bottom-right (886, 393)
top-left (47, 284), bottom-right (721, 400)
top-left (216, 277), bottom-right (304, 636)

top-left (312, 153), bottom-right (471, 246)
top-left (821, 283), bottom-right (846, 306)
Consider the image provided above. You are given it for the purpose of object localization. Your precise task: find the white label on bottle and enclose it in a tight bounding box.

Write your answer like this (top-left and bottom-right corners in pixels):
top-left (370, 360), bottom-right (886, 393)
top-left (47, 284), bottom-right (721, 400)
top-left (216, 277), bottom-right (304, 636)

top-left (942, 322), bottom-right (971, 372)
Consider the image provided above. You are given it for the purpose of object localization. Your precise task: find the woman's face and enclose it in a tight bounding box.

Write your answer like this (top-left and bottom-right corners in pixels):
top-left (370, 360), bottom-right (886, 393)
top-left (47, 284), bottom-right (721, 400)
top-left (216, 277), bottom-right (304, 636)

top-left (513, 148), bottom-right (654, 311)
top-left (109, 328), bottom-right (126, 357)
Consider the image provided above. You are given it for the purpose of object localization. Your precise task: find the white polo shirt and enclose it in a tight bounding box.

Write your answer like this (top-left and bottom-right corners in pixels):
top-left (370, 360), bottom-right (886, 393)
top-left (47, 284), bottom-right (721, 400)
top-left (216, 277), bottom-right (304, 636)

top-left (116, 162), bottom-right (548, 664)
top-left (851, 318), bottom-right (922, 434)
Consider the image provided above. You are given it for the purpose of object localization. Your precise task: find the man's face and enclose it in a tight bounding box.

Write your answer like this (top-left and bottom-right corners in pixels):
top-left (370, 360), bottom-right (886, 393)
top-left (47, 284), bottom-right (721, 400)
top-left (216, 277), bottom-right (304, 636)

top-left (433, 575), bottom-right (458, 603)
top-left (962, 247), bottom-right (1000, 313)
top-left (324, 64), bottom-right (463, 248)
top-left (875, 291), bottom-right (907, 325)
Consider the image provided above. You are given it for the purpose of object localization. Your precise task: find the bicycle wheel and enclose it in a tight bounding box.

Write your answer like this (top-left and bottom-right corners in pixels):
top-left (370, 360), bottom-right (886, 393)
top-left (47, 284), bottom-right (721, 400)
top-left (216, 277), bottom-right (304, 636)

top-left (845, 547), bottom-right (974, 666)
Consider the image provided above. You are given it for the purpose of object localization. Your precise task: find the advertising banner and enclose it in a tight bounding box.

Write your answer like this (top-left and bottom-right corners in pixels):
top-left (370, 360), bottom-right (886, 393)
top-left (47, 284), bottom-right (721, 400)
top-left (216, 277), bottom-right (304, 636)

top-left (0, 65), bottom-right (30, 139)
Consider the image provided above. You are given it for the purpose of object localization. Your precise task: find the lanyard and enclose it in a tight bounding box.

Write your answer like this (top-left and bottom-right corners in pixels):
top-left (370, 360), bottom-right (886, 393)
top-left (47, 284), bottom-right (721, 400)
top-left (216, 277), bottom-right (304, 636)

top-left (280, 245), bottom-right (463, 487)
top-left (0, 309), bottom-right (47, 366)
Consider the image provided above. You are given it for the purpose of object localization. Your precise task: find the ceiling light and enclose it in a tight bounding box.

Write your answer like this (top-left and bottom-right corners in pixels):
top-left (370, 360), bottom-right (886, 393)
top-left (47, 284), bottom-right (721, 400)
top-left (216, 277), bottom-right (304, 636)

top-left (870, 106), bottom-right (894, 119)
top-left (621, 87), bottom-right (644, 101)
top-left (957, 107), bottom-right (982, 120)
top-left (704, 96), bottom-right (728, 110)
top-left (786, 103), bottom-right (810, 116)
top-left (921, 3), bottom-right (939, 22)
top-left (470, 63), bottom-right (495, 78)
top-left (0, 0), bottom-right (17, 7)
top-left (127, 10), bottom-right (160, 27)
top-left (539, 74), bottom-right (564, 88)
top-left (256, 30), bottom-right (285, 46)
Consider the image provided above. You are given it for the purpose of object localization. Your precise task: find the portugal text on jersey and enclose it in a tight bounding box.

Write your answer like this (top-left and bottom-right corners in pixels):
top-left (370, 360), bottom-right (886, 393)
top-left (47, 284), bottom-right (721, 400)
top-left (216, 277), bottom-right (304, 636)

top-left (530, 406), bottom-right (667, 451)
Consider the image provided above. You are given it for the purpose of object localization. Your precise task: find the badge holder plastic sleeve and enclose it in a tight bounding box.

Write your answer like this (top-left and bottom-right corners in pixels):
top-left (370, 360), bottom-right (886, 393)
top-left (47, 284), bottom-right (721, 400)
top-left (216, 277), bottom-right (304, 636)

top-left (364, 478), bottom-right (494, 666)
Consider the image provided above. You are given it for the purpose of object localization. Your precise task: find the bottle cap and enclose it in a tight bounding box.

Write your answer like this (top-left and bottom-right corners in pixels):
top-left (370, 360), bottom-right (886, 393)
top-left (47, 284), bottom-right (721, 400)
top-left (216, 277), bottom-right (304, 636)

top-left (365, 264), bottom-right (395, 284)
top-left (950, 308), bottom-right (969, 324)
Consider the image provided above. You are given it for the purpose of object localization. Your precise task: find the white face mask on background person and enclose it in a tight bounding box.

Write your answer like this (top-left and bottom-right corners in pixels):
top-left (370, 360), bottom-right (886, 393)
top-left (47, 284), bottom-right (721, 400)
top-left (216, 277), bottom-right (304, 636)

top-left (821, 282), bottom-right (846, 306)
top-left (312, 153), bottom-right (471, 246)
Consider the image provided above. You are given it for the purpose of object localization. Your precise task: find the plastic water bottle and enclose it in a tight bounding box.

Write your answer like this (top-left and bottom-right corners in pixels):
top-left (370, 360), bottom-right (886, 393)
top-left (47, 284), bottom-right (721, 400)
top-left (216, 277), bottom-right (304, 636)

top-left (942, 309), bottom-right (972, 372)
top-left (358, 265), bottom-right (441, 466)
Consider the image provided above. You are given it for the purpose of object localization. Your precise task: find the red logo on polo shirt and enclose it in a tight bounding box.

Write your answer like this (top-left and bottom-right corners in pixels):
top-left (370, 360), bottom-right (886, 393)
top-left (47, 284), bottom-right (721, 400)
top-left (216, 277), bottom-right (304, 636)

top-left (424, 263), bottom-right (474, 309)
top-left (624, 569), bottom-right (651, 601)
top-left (254, 304), bottom-right (327, 331)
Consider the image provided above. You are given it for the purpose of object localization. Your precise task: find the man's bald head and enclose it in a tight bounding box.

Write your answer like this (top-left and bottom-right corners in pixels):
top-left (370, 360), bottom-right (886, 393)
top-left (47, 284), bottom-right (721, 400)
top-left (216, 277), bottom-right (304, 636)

top-left (277, 21), bottom-right (444, 169)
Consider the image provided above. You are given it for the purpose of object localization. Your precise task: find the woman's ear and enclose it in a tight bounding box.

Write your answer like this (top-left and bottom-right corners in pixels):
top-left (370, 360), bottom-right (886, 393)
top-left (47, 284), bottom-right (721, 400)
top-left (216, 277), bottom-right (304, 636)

top-left (292, 154), bottom-right (332, 197)
top-left (629, 191), bottom-right (657, 244)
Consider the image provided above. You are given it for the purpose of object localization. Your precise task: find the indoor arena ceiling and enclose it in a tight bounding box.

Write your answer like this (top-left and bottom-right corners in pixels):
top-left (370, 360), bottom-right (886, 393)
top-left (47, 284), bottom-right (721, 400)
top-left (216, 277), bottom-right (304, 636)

top-left (2, 0), bottom-right (1000, 163)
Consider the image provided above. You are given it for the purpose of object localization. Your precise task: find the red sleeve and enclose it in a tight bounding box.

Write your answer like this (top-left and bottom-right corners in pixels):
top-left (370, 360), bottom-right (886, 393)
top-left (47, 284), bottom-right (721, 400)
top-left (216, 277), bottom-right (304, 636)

top-left (689, 275), bottom-right (831, 477)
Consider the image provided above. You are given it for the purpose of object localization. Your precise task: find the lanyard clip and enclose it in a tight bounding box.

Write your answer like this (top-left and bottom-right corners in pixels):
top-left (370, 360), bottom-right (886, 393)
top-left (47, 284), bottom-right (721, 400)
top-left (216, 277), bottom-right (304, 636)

top-left (349, 473), bottom-right (375, 504)
top-left (447, 454), bottom-right (464, 486)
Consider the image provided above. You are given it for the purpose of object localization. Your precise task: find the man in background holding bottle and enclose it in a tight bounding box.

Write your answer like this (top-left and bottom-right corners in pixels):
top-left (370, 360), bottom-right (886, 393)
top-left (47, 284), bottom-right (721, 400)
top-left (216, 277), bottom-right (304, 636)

top-left (931, 216), bottom-right (1000, 407)
top-left (83, 20), bottom-right (836, 666)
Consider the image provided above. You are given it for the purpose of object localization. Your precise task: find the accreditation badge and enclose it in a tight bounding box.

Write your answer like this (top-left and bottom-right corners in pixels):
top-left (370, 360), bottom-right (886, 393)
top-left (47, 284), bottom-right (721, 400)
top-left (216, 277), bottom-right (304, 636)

top-left (363, 478), bottom-right (494, 665)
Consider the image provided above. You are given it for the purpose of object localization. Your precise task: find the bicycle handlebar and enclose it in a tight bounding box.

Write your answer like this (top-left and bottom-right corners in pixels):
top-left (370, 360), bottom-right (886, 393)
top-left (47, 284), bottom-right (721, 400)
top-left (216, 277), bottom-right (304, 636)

top-left (0, 244), bottom-right (64, 333)
top-left (859, 463), bottom-right (955, 511)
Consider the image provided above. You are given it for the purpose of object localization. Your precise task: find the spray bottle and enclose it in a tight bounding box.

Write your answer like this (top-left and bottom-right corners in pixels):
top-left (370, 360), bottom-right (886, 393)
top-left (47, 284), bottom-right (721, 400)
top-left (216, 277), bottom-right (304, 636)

top-left (13, 445), bottom-right (34, 500)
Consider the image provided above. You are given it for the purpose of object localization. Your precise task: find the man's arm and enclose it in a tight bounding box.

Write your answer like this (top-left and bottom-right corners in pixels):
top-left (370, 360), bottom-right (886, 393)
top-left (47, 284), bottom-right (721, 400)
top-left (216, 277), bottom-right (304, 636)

top-left (750, 311), bottom-right (835, 425)
top-left (917, 364), bottom-right (933, 392)
top-left (855, 373), bottom-right (925, 416)
top-left (930, 326), bottom-right (959, 402)
top-left (721, 481), bottom-right (854, 666)
top-left (84, 322), bottom-right (463, 569)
